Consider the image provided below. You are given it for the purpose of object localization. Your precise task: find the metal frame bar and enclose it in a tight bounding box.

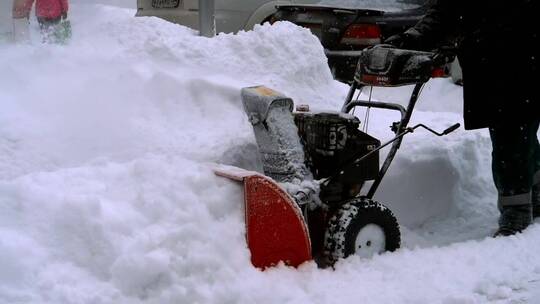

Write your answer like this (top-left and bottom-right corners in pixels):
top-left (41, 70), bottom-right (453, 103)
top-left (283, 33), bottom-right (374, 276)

top-left (343, 100), bottom-right (407, 120)
top-left (340, 83), bottom-right (425, 199)
top-left (199, 0), bottom-right (216, 37)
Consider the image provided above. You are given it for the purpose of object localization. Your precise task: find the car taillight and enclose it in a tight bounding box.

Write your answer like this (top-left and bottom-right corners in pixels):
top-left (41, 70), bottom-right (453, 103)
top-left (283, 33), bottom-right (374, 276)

top-left (340, 24), bottom-right (381, 46)
top-left (431, 67), bottom-right (448, 78)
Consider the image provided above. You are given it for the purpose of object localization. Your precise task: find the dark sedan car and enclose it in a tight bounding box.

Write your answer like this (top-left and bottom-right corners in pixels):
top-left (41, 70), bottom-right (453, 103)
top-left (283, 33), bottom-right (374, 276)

top-left (273, 0), bottom-right (428, 83)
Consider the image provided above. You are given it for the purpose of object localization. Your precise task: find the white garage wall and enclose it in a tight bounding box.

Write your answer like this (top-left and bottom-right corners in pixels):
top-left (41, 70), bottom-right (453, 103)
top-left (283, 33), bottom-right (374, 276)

top-left (0, 1), bottom-right (13, 37)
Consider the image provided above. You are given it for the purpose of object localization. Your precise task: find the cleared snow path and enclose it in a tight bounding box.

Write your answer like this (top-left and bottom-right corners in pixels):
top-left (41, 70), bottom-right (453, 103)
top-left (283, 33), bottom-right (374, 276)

top-left (1, 3), bottom-right (540, 304)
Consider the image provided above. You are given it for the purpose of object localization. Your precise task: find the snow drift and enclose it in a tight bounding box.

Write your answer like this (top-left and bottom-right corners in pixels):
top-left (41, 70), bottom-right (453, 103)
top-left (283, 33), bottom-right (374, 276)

top-left (1, 3), bottom-right (540, 304)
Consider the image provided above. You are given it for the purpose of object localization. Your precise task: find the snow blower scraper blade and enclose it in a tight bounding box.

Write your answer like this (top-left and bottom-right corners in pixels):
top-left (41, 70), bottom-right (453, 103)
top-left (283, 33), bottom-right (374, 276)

top-left (214, 165), bottom-right (312, 269)
top-left (215, 86), bottom-right (325, 269)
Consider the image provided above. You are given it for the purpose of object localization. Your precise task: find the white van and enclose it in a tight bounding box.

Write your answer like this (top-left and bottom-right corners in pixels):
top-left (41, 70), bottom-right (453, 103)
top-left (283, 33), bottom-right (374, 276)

top-left (136, 0), bottom-right (318, 33)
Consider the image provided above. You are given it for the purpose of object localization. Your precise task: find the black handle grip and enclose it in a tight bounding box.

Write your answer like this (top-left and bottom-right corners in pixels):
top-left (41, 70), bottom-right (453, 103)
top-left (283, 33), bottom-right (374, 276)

top-left (443, 123), bottom-right (461, 135)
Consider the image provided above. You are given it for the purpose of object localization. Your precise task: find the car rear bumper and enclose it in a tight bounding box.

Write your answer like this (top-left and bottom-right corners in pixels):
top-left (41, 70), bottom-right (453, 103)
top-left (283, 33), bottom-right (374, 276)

top-left (136, 8), bottom-right (199, 29)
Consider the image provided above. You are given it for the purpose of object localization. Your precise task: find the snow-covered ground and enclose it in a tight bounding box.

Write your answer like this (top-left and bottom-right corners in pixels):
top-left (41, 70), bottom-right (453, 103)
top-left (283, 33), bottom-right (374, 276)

top-left (1, 2), bottom-right (540, 304)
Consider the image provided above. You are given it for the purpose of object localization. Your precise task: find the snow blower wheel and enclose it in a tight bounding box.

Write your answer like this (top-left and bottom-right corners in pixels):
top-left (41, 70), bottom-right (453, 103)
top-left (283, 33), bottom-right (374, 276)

top-left (324, 198), bottom-right (401, 266)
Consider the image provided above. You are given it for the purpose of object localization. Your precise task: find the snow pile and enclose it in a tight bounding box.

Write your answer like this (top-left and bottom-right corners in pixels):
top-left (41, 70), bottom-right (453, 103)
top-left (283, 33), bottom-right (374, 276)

top-left (1, 2), bottom-right (540, 304)
top-left (0, 4), bottom-right (336, 181)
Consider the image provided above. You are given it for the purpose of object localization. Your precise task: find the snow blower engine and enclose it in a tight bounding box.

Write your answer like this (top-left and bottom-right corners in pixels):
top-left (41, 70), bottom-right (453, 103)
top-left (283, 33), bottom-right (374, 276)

top-left (215, 45), bottom-right (460, 269)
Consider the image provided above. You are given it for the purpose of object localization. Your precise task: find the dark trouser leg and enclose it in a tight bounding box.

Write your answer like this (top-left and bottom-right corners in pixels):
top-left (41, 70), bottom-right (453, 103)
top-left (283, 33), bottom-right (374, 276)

top-left (37, 14), bottom-right (71, 44)
top-left (490, 119), bottom-right (540, 234)
top-left (532, 127), bottom-right (540, 216)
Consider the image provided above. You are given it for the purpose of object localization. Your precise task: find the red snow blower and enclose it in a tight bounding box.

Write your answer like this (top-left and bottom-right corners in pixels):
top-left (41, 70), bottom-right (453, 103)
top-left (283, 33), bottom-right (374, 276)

top-left (215, 46), bottom-right (460, 269)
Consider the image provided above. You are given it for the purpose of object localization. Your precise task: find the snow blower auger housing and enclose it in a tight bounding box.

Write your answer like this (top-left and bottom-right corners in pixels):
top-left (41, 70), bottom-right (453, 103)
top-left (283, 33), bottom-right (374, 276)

top-left (215, 45), bottom-right (460, 269)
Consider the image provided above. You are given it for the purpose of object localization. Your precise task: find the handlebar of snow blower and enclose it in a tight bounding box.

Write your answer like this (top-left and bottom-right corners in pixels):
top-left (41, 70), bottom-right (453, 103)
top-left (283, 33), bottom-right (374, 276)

top-left (354, 45), bottom-right (455, 86)
top-left (340, 45), bottom-right (460, 199)
top-left (321, 122), bottom-right (461, 186)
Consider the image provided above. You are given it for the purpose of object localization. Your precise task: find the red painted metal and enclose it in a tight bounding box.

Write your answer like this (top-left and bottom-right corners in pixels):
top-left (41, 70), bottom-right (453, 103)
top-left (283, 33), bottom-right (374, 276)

top-left (214, 166), bottom-right (312, 269)
top-left (431, 67), bottom-right (448, 78)
top-left (13, 0), bottom-right (68, 19)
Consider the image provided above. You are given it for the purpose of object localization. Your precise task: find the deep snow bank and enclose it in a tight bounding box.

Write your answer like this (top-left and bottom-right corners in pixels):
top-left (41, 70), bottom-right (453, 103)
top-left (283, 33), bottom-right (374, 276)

top-left (1, 3), bottom-right (540, 304)
top-left (0, 4), bottom-right (338, 181)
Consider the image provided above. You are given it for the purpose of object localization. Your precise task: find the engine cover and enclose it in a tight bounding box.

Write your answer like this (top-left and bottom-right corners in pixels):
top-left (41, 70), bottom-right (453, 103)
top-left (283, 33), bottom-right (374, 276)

top-left (294, 111), bottom-right (381, 202)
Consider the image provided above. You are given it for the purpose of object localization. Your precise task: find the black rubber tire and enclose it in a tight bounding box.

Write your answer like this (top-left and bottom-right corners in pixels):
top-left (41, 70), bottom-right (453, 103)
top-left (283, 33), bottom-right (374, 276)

top-left (323, 198), bottom-right (401, 266)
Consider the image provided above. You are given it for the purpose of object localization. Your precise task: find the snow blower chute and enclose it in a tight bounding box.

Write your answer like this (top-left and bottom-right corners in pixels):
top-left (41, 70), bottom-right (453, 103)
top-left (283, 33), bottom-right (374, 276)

top-left (215, 46), bottom-right (461, 269)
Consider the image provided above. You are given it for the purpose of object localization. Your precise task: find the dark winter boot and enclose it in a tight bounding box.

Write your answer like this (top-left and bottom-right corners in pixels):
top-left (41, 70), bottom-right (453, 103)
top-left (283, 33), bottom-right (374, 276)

top-left (533, 184), bottom-right (540, 218)
top-left (494, 204), bottom-right (533, 237)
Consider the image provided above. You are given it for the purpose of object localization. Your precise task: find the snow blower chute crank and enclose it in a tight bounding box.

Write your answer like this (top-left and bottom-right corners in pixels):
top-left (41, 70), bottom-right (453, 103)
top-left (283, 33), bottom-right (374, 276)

top-left (214, 46), bottom-right (461, 269)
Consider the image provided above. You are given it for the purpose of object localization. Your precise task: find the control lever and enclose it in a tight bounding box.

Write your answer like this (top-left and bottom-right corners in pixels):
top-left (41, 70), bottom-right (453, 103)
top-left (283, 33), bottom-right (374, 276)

top-left (322, 122), bottom-right (461, 185)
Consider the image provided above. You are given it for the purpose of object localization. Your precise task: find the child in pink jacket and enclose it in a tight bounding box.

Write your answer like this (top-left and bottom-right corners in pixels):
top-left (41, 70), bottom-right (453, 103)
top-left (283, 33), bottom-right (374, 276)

top-left (12, 0), bottom-right (71, 43)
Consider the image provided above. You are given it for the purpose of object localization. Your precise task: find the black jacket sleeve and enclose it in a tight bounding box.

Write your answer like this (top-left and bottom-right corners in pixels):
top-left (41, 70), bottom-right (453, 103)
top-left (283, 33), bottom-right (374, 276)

top-left (411, 0), bottom-right (462, 49)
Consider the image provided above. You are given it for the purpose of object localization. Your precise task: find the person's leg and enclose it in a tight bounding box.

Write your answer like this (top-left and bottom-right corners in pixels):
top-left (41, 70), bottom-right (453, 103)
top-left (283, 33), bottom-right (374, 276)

top-left (490, 120), bottom-right (539, 236)
top-left (35, 0), bottom-right (70, 44)
top-left (532, 121), bottom-right (540, 217)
